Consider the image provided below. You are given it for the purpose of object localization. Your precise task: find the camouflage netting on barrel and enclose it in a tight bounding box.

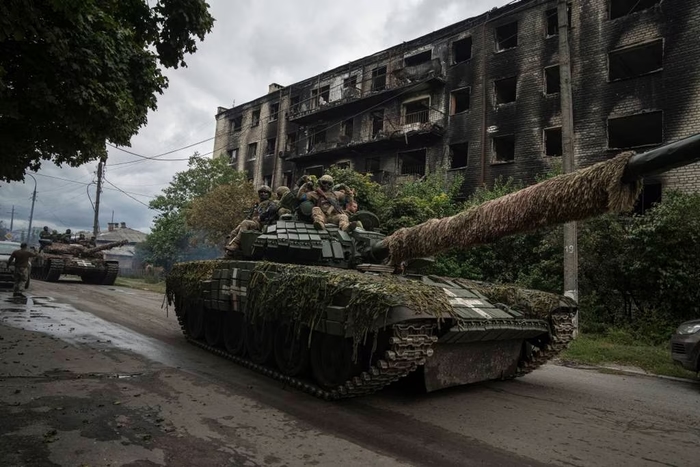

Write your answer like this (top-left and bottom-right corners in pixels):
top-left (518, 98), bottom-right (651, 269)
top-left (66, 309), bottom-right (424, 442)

top-left (384, 152), bottom-right (642, 265)
top-left (456, 279), bottom-right (576, 320)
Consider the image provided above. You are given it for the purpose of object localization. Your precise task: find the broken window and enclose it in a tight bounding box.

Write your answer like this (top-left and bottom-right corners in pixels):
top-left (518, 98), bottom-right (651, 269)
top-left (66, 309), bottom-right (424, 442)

top-left (342, 118), bottom-right (354, 139)
top-left (265, 137), bottom-right (276, 156)
top-left (449, 143), bottom-right (469, 169)
top-left (231, 116), bottom-right (242, 132)
top-left (492, 135), bottom-right (515, 162)
top-left (608, 39), bottom-right (663, 81)
top-left (451, 88), bottom-right (470, 114)
top-left (308, 125), bottom-right (326, 151)
top-left (269, 102), bottom-right (279, 122)
top-left (371, 66), bottom-right (387, 92)
top-left (344, 76), bottom-right (357, 89)
top-left (495, 22), bottom-right (518, 51)
top-left (546, 6), bottom-right (571, 37)
top-left (305, 165), bottom-right (324, 177)
top-left (226, 148), bottom-right (238, 165)
top-left (286, 132), bottom-right (297, 152)
top-left (544, 127), bottom-right (563, 157)
top-left (365, 157), bottom-right (381, 173)
top-left (371, 109), bottom-right (384, 137)
top-left (634, 182), bottom-right (662, 215)
top-left (404, 50), bottom-right (432, 67)
top-left (610, 0), bottom-right (659, 20)
top-left (335, 161), bottom-right (351, 170)
top-left (247, 142), bottom-right (258, 160)
top-left (545, 66), bottom-right (560, 94)
top-left (494, 76), bottom-right (517, 105)
top-left (452, 37), bottom-right (472, 64)
top-left (311, 85), bottom-right (330, 108)
top-left (399, 150), bottom-right (426, 176)
top-left (251, 109), bottom-right (260, 127)
top-left (290, 95), bottom-right (300, 113)
top-left (263, 174), bottom-right (272, 186)
top-left (283, 171), bottom-right (293, 188)
top-left (404, 98), bottom-right (430, 124)
top-left (608, 111), bottom-right (663, 149)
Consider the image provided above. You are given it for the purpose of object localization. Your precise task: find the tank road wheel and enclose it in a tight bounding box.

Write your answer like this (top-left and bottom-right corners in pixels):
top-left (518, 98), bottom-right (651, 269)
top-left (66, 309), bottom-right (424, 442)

top-left (204, 310), bottom-right (224, 347)
top-left (245, 319), bottom-right (274, 365)
top-left (310, 333), bottom-right (357, 390)
top-left (186, 300), bottom-right (205, 340)
top-left (223, 312), bottom-right (245, 356)
top-left (274, 324), bottom-right (310, 376)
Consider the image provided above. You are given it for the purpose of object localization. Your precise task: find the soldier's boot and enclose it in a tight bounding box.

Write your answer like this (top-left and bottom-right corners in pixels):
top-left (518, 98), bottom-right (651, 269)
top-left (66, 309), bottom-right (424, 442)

top-left (337, 214), bottom-right (351, 231)
top-left (313, 220), bottom-right (326, 231)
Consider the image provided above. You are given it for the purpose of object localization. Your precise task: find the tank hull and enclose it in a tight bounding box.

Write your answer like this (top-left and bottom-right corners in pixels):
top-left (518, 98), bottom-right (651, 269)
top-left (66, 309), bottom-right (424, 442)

top-left (167, 259), bottom-right (576, 399)
top-left (31, 254), bottom-right (121, 285)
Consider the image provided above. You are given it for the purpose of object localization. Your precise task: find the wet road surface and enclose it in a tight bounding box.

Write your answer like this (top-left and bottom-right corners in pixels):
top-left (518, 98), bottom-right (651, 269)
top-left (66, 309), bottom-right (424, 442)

top-left (1, 280), bottom-right (699, 466)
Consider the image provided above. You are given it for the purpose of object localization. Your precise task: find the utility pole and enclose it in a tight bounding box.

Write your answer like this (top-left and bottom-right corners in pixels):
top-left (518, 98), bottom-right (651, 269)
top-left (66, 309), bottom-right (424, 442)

top-left (93, 157), bottom-right (105, 238)
top-left (27, 174), bottom-right (37, 243)
top-left (10, 205), bottom-right (14, 231)
top-left (558, 0), bottom-right (578, 304)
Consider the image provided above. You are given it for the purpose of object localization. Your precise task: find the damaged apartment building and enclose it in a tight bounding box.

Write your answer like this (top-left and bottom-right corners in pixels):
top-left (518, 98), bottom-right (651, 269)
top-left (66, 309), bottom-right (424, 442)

top-left (213, 0), bottom-right (700, 205)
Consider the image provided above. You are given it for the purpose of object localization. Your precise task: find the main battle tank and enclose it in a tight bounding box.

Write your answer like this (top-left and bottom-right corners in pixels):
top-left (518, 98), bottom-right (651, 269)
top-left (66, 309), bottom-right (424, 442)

top-left (166, 134), bottom-right (700, 400)
top-left (32, 239), bottom-right (129, 285)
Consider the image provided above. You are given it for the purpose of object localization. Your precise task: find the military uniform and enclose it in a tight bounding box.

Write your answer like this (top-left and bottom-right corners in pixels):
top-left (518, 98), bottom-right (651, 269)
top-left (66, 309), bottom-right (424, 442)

top-left (7, 245), bottom-right (37, 295)
top-left (225, 185), bottom-right (278, 253)
top-left (275, 186), bottom-right (292, 216)
top-left (298, 175), bottom-right (356, 231)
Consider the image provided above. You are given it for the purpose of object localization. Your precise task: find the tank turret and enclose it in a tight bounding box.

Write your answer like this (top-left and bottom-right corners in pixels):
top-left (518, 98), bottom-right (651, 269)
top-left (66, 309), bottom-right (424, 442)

top-left (82, 239), bottom-right (129, 257)
top-left (166, 133), bottom-right (700, 400)
top-left (32, 239), bottom-right (128, 285)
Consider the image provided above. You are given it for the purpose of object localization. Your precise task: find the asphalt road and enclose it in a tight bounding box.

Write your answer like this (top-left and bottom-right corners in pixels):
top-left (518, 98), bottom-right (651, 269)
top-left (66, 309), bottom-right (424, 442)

top-left (1, 280), bottom-right (699, 467)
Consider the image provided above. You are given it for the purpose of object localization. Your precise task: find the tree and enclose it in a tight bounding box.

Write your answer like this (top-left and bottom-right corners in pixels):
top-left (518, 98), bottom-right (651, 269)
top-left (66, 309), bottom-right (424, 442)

top-left (0, 0), bottom-right (215, 182)
top-left (140, 155), bottom-right (244, 269)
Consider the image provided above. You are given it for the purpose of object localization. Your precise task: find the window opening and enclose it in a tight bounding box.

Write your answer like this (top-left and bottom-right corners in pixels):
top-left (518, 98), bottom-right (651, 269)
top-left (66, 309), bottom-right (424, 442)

top-left (452, 37), bottom-right (472, 64)
top-left (634, 182), bottom-right (662, 215)
top-left (265, 138), bottom-right (276, 156)
top-left (371, 66), bottom-right (387, 91)
top-left (610, 0), bottom-right (659, 20)
top-left (608, 111), bottom-right (663, 149)
top-left (449, 143), bottom-right (469, 169)
top-left (493, 135), bottom-right (515, 162)
top-left (305, 166), bottom-right (324, 177)
top-left (495, 22), bottom-right (518, 51)
top-left (247, 142), bottom-right (258, 161)
top-left (290, 95), bottom-right (300, 113)
top-left (544, 128), bottom-right (563, 157)
top-left (342, 119), bottom-right (354, 139)
top-left (231, 116), bottom-right (242, 132)
top-left (545, 66), bottom-right (560, 94)
top-left (494, 76), bottom-right (517, 105)
top-left (251, 109), bottom-right (260, 127)
top-left (546, 6), bottom-right (571, 37)
top-left (311, 85), bottom-right (330, 108)
top-left (404, 98), bottom-right (430, 124)
top-left (365, 157), bottom-right (380, 173)
top-left (269, 102), bottom-right (279, 122)
top-left (608, 39), bottom-right (663, 81)
top-left (371, 110), bottom-right (384, 137)
top-left (226, 148), bottom-right (238, 165)
top-left (404, 50), bottom-right (432, 67)
top-left (451, 88), bottom-right (470, 114)
top-left (399, 149), bottom-right (426, 176)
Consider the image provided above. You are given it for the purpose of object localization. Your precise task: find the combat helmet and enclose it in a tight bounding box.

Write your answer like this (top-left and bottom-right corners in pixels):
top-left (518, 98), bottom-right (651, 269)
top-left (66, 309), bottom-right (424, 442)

top-left (275, 186), bottom-right (290, 199)
top-left (318, 174), bottom-right (334, 190)
top-left (257, 185), bottom-right (272, 200)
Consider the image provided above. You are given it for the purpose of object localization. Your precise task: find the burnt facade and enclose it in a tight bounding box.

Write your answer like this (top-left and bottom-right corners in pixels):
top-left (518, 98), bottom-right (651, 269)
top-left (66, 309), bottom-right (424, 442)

top-left (213, 0), bottom-right (700, 198)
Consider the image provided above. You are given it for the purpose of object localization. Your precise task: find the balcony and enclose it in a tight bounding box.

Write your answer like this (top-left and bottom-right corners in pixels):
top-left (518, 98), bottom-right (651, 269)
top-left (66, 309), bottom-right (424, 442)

top-left (287, 59), bottom-right (445, 125)
top-left (284, 108), bottom-right (445, 161)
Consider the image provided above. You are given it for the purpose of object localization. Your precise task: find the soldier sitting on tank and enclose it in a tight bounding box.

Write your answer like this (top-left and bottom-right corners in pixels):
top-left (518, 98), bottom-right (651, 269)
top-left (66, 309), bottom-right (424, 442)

top-left (278, 176), bottom-right (310, 217)
top-left (61, 229), bottom-right (72, 244)
top-left (298, 174), bottom-right (359, 232)
top-left (275, 186), bottom-right (292, 216)
top-left (39, 226), bottom-right (53, 250)
top-left (225, 185), bottom-right (279, 253)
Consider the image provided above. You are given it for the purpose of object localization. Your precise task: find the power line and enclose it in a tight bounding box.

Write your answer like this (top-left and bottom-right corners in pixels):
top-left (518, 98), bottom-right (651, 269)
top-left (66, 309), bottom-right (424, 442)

top-left (33, 172), bottom-right (155, 198)
top-left (103, 177), bottom-right (154, 210)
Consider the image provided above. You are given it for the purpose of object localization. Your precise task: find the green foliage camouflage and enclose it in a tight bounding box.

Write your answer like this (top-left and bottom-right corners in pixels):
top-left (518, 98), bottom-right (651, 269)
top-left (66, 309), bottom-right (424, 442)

top-left (0, 0), bottom-right (214, 182)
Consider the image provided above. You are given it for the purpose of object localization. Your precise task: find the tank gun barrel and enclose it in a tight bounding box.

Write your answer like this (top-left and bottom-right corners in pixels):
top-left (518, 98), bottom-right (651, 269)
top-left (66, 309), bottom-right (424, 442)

top-left (374, 133), bottom-right (700, 265)
top-left (82, 239), bottom-right (128, 255)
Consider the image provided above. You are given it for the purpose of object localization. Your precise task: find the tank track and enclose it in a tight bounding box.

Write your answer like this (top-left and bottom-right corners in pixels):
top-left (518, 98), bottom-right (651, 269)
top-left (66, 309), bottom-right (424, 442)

top-left (45, 259), bottom-right (63, 282)
top-left (175, 308), bottom-right (437, 400)
top-left (101, 263), bottom-right (120, 286)
top-left (515, 310), bottom-right (577, 377)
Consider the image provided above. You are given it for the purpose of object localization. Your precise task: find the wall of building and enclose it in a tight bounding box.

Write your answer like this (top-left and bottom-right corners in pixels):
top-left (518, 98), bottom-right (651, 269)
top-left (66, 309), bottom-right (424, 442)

top-left (212, 0), bottom-right (700, 198)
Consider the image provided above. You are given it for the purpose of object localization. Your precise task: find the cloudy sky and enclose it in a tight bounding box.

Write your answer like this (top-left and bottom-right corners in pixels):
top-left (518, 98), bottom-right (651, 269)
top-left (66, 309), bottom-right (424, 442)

top-left (0, 0), bottom-right (512, 236)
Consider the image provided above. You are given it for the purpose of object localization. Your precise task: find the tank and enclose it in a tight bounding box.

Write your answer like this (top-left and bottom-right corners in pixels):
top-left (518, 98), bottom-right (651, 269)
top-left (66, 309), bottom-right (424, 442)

top-left (166, 134), bottom-right (700, 400)
top-left (32, 239), bottom-right (129, 285)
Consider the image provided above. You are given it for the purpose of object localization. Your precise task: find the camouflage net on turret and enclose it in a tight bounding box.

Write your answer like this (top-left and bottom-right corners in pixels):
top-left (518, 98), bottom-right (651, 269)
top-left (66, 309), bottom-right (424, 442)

top-left (166, 260), bottom-right (229, 307)
top-left (384, 153), bottom-right (642, 265)
top-left (247, 263), bottom-right (457, 356)
top-left (456, 279), bottom-right (577, 320)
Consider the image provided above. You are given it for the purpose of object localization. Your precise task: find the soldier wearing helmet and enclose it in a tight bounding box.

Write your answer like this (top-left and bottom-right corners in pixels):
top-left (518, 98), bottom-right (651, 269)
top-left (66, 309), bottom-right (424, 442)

top-left (61, 228), bottom-right (72, 244)
top-left (225, 184), bottom-right (279, 254)
top-left (298, 174), bottom-right (359, 232)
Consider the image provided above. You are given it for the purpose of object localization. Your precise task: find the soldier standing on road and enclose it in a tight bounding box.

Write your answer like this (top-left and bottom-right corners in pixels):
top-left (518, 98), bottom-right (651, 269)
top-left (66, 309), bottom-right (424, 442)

top-left (7, 242), bottom-right (37, 296)
top-left (225, 185), bottom-right (278, 253)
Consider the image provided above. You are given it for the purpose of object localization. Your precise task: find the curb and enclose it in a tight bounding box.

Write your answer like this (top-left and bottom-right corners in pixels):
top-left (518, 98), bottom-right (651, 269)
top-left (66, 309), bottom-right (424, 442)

top-left (555, 359), bottom-right (699, 384)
